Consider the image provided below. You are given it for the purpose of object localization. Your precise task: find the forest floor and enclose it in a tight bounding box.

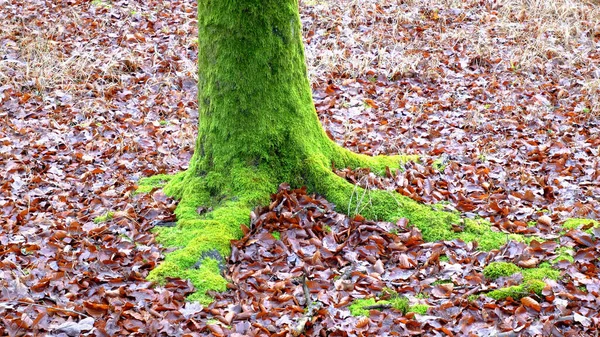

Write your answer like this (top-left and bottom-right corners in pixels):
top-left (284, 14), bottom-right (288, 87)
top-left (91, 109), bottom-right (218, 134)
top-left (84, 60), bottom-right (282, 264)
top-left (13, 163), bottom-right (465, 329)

top-left (1, 0), bottom-right (599, 336)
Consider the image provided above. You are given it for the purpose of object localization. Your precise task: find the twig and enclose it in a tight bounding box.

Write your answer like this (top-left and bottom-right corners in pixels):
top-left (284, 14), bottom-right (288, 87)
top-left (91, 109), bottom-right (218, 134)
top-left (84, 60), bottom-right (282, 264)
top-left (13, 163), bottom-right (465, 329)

top-left (4, 300), bottom-right (91, 318)
top-left (337, 265), bottom-right (354, 281)
top-left (302, 274), bottom-right (311, 307)
top-left (461, 285), bottom-right (481, 299)
top-left (291, 273), bottom-right (322, 337)
top-left (554, 315), bottom-right (574, 323)
top-left (363, 304), bottom-right (393, 310)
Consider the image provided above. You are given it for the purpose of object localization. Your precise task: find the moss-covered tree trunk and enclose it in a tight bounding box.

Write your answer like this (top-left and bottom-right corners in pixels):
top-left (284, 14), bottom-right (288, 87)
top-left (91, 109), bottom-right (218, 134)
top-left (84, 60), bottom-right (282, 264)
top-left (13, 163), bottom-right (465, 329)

top-left (145, 0), bottom-right (506, 303)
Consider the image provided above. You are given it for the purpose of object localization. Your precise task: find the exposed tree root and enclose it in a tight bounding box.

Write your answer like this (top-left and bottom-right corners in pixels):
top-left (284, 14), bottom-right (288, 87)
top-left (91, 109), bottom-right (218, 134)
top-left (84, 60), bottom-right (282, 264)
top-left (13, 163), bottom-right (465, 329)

top-left (141, 148), bottom-right (516, 303)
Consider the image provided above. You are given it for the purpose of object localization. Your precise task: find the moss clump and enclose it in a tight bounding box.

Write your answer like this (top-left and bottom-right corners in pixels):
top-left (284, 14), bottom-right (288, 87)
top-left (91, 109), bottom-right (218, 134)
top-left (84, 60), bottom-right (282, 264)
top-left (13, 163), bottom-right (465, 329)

top-left (432, 157), bottom-right (448, 172)
top-left (483, 261), bottom-right (559, 300)
top-left (136, 173), bottom-right (175, 195)
top-left (483, 262), bottom-right (521, 280)
top-left (487, 280), bottom-right (546, 300)
top-left (390, 296), bottom-right (409, 314)
top-left (349, 294), bottom-right (409, 317)
top-left (484, 261), bottom-right (560, 282)
top-left (147, 257), bottom-right (227, 305)
top-left (552, 247), bottom-right (574, 263)
top-left (306, 160), bottom-right (510, 251)
top-left (94, 211), bottom-right (114, 224)
top-left (431, 279), bottom-right (453, 286)
top-left (562, 218), bottom-right (599, 234)
top-left (349, 298), bottom-right (378, 317)
top-left (522, 266), bottom-right (560, 282)
top-left (408, 304), bottom-right (429, 315)
top-left (272, 231), bottom-right (281, 240)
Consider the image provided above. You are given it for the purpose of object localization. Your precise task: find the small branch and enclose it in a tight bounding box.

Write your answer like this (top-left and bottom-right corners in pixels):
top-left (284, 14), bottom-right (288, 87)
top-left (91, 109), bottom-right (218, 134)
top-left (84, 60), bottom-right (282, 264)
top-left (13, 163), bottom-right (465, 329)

top-left (5, 300), bottom-right (90, 318)
top-left (461, 285), bottom-right (481, 299)
top-left (291, 273), bottom-right (322, 337)
top-left (337, 265), bottom-right (354, 282)
top-left (302, 274), bottom-right (311, 307)
top-left (554, 315), bottom-right (574, 323)
top-left (363, 304), bottom-right (392, 310)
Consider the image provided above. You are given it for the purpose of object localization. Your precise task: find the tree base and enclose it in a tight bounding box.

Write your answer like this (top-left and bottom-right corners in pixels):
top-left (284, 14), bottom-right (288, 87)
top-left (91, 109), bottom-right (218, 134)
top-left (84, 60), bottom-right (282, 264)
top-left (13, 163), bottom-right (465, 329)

top-left (140, 146), bottom-right (519, 304)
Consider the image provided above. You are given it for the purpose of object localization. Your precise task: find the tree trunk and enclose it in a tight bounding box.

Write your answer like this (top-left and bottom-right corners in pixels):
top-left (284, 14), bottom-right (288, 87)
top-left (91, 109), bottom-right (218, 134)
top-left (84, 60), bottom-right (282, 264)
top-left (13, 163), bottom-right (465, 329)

top-left (145, 0), bottom-right (505, 304)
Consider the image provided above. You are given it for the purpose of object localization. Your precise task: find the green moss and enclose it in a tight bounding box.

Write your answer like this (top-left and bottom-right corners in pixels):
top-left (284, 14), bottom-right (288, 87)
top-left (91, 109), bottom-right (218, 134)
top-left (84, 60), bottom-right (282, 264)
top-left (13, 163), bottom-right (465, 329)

top-left (484, 262), bottom-right (560, 283)
top-left (349, 298), bottom-right (378, 317)
top-left (562, 218), bottom-right (599, 234)
top-left (431, 279), bottom-right (453, 286)
top-left (432, 201), bottom-right (450, 211)
top-left (148, 0), bottom-right (552, 306)
top-left (306, 159), bottom-right (508, 251)
top-left (487, 280), bottom-right (546, 300)
top-left (93, 211), bottom-right (114, 224)
top-left (467, 294), bottom-right (479, 302)
top-left (390, 296), bottom-right (409, 314)
top-left (522, 267), bottom-right (560, 282)
top-left (148, 258), bottom-right (227, 306)
top-left (136, 173), bottom-right (176, 195)
top-left (432, 157), bottom-right (448, 172)
top-left (408, 304), bottom-right (429, 315)
top-left (483, 262), bottom-right (521, 280)
top-left (552, 247), bottom-right (574, 263)
top-left (272, 231), bottom-right (281, 240)
top-left (348, 296), bottom-right (409, 317)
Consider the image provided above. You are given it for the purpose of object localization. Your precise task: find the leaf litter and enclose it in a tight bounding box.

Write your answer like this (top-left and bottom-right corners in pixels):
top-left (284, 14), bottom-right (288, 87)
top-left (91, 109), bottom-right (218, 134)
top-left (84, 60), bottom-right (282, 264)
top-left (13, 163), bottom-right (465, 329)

top-left (1, 0), bottom-right (599, 336)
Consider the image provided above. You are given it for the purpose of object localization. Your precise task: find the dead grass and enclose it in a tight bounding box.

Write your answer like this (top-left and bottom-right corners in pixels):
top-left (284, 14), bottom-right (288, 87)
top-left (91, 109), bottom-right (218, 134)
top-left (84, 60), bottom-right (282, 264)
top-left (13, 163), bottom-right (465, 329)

top-left (301, 0), bottom-right (599, 112)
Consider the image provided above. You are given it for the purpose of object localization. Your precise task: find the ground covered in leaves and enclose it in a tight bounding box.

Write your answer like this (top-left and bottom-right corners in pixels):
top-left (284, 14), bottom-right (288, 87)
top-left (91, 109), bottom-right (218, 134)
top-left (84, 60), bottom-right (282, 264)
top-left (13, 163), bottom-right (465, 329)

top-left (1, 0), bottom-right (599, 336)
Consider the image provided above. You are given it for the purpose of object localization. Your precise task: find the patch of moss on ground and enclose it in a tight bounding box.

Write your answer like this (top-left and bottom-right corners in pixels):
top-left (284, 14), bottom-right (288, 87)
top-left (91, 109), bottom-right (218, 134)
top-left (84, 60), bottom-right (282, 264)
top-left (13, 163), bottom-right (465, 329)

top-left (408, 304), bottom-right (429, 315)
top-left (432, 157), bottom-right (448, 172)
top-left (349, 298), bottom-right (378, 317)
top-left (94, 211), bottom-right (114, 224)
top-left (135, 173), bottom-right (176, 194)
top-left (349, 294), bottom-right (409, 317)
top-left (483, 262), bottom-right (521, 280)
top-left (522, 266), bottom-right (560, 282)
top-left (487, 279), bottom-right (545, 300)
top-left (552, 246), bottom-right (574, 263)
top-left (147, 257), bottom-right (227, 305)
top-left (483, 261), bottom-right (560, 300)
top-left (484, 262), bottom-right (561, 282)
top-left (562, 218), bottom-right (599, 234)
top-left (272, 231), bottom-right (281, 240)
top-left (431, 279), bottom-right (453, 285)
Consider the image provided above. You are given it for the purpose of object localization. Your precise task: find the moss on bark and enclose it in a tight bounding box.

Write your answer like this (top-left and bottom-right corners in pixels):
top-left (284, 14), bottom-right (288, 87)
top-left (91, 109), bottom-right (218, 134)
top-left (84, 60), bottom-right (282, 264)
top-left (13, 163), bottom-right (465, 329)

top-left (142, 0), bottom-right (518, 303)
